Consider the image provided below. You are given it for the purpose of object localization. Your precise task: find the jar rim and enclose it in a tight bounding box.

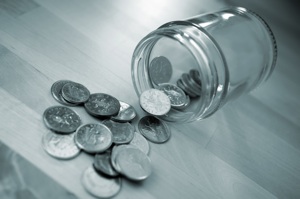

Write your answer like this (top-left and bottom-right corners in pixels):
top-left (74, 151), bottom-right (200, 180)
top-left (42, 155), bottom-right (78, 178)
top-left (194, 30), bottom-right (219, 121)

top-left (131, 22), bottom-right (229, 122)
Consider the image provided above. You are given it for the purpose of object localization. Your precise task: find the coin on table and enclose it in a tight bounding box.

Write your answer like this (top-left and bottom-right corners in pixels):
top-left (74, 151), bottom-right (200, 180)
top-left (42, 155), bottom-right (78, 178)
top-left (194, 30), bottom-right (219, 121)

top-left (81, 166), bottom-right (122, 198)
top-left (43, 106), bottom-right (81, 133)
top-left (138, 116), bottom-right (171, 143)
top-left (110, 144), bottom-right (137, 173)
top-left (111, 101), bottom-right (136, 122)
top-left (84, 93), bottom-right (120, 117)
top-left (116, 147), bottom-right (152, 181)
top-left (42, 130), bottom-right (80, 159)
top-left (94, 150), bottom-right (119, 177)
top-left (74, 123), bottom-right (112, 153)
top-left (102, 120), bottom-right (135, 144)
top-left (61, 82), bottom-right (90, 104)
top-left (51, 80), bottom-right (78, 106)
top-left (149, 56), bottom-right (173, 85)
top-left (140, 89), bottom-right (171, 116)
top-left (129, 132), bottom-right (150, 155)
top-left (157, 83), bottom-right (187, 108)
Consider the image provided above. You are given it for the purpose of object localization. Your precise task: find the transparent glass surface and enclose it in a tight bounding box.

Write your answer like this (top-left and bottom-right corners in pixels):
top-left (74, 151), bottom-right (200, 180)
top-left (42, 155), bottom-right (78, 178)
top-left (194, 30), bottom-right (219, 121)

top-left (131, 7), bottom-right (277, 123)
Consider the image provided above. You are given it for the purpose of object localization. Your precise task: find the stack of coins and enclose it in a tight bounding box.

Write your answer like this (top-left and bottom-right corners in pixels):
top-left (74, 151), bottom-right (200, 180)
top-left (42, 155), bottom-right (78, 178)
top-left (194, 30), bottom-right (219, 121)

top-left (140, 56), bottom-right (203, 116)
top-left (43, 80), bottom-right (162, 198)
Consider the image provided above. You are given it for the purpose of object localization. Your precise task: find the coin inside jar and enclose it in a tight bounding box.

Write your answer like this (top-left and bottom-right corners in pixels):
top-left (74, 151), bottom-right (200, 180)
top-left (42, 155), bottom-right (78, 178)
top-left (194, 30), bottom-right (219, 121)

top-left (157, 83), bottom-right (187, 108)
top-left (43, 106), bottom-right (81, 133)
top-left (149, 56), bottom-right (173, 85)
top-left (139, 89), bottom-right (171, 116)
top-left (75, 123), bottom-right (113, 153)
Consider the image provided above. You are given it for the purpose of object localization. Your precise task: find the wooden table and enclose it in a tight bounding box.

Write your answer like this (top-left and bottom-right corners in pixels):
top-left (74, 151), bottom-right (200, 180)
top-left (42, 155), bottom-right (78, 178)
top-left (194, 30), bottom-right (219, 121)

top-left (0, 0), bottom-right (299, 198)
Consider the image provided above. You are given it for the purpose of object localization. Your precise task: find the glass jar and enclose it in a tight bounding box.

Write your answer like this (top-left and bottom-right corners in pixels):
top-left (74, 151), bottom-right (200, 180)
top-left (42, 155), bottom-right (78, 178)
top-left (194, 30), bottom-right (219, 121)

top-left (131, 6), bottom-right (277, 123)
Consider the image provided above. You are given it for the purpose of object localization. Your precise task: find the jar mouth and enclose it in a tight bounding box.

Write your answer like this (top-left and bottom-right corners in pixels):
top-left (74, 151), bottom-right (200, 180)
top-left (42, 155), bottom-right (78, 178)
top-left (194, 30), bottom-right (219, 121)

top-left (131, 23), bottom-right (229, 122)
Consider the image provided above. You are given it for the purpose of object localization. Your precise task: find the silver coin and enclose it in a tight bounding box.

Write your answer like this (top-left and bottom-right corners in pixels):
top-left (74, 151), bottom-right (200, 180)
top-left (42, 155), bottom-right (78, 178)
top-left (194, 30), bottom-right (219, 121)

top-left (74, 123), bottom-right (112, 153)
top-left (102, 120), bottom-right (135, 144)
top-left (61, 82), bottom-right (90, 104)
top-left (116, 147), bottom-right (152, 181)
top-left (138, 116), bottom-right (171, 143)
top-left (157, 83), bottom-right (187, 107)
top-left (149, 56), bottom-right (173, 85)
top-left (174, 94), bottom-right (191, 110)
top-left (81, 166), bottom-right (121, 198)
top-left (129, 132), bottom-right (150, 155)
top-left (110, 144), bottom-right (137, 173)
top-left (51, 80), bottom-right (78, 106)
top-left (94, 150), bottom-right (119, 177)
top-left (42, 130), bottom-right (80, 159)
top-left (84, 93), bottom-right (120, 117)
top-left (177, 79), bottom-right (198, 98)
top-left (111, 101), bottom-right (136, 122)
top-left (181, 73), bottom-right (201, 96)
top-left (139, 89), bottom-right (171, 116)
top-left (43, 106), bottom-right (81, 133)
top-left (189, 69), bottom-right (202, 86)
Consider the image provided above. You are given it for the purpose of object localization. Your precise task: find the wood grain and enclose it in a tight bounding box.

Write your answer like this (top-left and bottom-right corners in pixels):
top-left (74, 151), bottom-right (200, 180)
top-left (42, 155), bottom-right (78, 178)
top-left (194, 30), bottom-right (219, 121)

top-left (0, 0), bottom-right (299, 198)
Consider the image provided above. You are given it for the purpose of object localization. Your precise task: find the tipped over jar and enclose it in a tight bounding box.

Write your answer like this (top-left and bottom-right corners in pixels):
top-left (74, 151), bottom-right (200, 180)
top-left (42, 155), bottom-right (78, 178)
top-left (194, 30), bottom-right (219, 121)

top-left (131, 7), bottom-right (277, 123)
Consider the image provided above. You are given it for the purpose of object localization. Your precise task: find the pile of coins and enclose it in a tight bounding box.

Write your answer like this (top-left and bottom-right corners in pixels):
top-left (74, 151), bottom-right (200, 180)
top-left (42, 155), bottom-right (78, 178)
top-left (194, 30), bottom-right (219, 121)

top-left (145, 56), bottom-right (202, 114)
top-left (42, 80), bottom-right (171, 198)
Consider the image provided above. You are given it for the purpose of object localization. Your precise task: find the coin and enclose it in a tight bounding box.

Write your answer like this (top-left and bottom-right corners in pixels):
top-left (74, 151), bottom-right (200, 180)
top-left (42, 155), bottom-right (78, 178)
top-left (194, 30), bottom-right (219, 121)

top-left (174, 94), bottom-right (191, 110)
top-left (149, 56), bottom-right (173, 85)
top-left (111, 101), bottom-right (136, 122)
top-left (61, 82), bottom-right (90, 104)
top-left (51, 80), bottom-right (78, 106)
top-left (181, 73), bottom-right (201, 96)
top-left (81, 166), bottom-right (122, 198)
top-left (110, 144), bottom-right (137, 173)
top-left (157, 83), bottom-right (187, 108)
top-left (43, 106), bottom-right (81, 133)
top-left (189, 69), bottom-right (202, 86)
top-left (177, 79), bottom-right (198, 98)
top-left (94, 150), bottom-right (119, 177)
top-left (84, 93), bottom-right (120, 117)
top-left (139, 89), bottom-right (171, 116)
top-left (102, 120), bottom-right (135, 144)
top-left (129, 131), bottom-right (150, 155)
top-left (74, 123), bottom-right (113, 153)
top-left (116, 147), bottom-right (152, 181)
top-left (138, 116), bottom-right (171, 143)
top-left (42, 130), bottom-right (80, 159)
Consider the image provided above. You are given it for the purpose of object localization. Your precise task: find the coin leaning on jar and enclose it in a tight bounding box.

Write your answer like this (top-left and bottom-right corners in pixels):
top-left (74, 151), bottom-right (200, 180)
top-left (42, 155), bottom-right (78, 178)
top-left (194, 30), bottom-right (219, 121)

top-left (43, 105), bottom-right (82, 133)
top-left (139, 89), bottom-right (171, 116)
